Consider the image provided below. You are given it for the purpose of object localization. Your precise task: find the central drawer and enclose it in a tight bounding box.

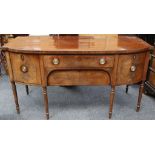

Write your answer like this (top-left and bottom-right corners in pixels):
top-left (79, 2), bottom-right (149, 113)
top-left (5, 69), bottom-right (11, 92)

top-left (43, 55), bottom-right (114, 68)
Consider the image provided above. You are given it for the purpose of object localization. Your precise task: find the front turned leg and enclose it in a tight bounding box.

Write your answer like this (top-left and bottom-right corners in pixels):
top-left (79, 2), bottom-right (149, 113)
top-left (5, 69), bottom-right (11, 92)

top-left (25, 85), bottom-right (29, 95)
top-left (42, 87), bottom-right (49, 120)
top-left (136, 83), bottom-right (144, 112)
top-left (109, 86), bottom-right (115, 119)
top-left (10, 81), bottom-right (20, 114)
top-left (0, 65), bottom-right (1, 76)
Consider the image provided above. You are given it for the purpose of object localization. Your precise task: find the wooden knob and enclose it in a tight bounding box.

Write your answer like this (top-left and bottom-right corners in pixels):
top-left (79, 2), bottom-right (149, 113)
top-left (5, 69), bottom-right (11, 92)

top-left (131, 65), bottom-right (136, 72)
top-left (99, 58), bottom-right (106, 65)
top-left (20, 65), bottom-right (28, 73)
top-left (20, 55), bottom-right (25, 61)
top-left (52, 58), bottom-right (60, 65)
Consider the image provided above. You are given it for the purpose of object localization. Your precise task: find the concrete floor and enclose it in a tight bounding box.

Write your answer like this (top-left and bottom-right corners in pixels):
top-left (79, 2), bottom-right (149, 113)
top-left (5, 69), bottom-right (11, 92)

top-left (0, 75), bottom-right (155, 120)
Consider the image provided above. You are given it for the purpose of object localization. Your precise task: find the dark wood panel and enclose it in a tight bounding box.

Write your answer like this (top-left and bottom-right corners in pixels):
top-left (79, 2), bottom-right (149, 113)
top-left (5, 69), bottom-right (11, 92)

top-left (48, 70), bottom-right (110, 86)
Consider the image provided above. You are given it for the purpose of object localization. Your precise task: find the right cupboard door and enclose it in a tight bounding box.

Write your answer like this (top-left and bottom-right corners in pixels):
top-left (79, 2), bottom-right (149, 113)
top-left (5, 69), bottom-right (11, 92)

top-left (116, 53), bottom-right (146, 85)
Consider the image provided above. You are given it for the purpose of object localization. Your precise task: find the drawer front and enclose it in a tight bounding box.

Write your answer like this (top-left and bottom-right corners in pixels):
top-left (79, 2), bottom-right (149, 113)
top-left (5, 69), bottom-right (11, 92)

top-left (44, 55), bottom-right (114, 69)
top-left (10, 53), bottom-right (41, 84)
top-left (116, 53), bottom-right (146, 85)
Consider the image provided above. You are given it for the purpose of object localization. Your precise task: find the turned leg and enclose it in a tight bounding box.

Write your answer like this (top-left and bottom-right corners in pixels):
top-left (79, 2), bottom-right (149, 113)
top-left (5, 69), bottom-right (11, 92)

top-left (126, 85), bottom-right (129, 93)
top-left (109, 86), bottom-right (115, 119)
top-left (136, 82), bottom-right (144, 112)
top-left (42, 86), bottom-right (49, 120)
top-left (10, 81), bottom-right (20, 114)
top-left (0, 64), bottom-right (1, 76)
top-left (0, 53), bottom-right (2, 76)
top-left (25, 85), bottom-right (29, 95)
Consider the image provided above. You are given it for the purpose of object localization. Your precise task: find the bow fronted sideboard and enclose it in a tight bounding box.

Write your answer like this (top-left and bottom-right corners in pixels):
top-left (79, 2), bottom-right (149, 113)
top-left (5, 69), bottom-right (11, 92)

top-left (2, 35), bottom-right (153, 119)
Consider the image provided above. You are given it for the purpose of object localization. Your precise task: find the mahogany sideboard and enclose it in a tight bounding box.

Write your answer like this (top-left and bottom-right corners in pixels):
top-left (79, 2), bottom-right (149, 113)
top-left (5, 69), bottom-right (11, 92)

top-left (2, 35), bottom-right (153, 119)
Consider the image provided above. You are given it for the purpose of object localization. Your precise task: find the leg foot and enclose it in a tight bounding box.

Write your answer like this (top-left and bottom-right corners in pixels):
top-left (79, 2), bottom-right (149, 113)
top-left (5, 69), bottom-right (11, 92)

top-left (136, 106), bottom-right (140, 112)
top-left (126, 85), bottom-right (129, 93)
top-left (25, 85), bottom-right (29, 95)
top-left (42, 87), bottom-right (49, 120)
top-left (136, 83), bottom-right (144, 112)
top-left (109, 112), bottom-right (112, 119)
top-left (109, 86), bottom-right (115, 119)
top-left (11, 81), bottom-right (20, 114)
top-left (46, 113), bottom-right (49, 120)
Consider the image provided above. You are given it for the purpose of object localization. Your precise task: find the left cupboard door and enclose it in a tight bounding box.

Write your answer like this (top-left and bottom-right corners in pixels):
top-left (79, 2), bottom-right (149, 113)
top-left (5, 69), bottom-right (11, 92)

top-left (9, 53), bottom-right (41, 85)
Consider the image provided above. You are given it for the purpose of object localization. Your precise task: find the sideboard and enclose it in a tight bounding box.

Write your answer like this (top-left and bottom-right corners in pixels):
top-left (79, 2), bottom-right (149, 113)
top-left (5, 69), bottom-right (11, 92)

top-left (2, 35), bottom-right (153, 119)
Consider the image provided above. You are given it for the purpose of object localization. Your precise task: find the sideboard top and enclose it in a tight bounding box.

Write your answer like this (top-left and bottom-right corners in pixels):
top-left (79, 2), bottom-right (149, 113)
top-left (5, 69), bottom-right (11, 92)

top-left (3, 35), bottom-right (153, 54)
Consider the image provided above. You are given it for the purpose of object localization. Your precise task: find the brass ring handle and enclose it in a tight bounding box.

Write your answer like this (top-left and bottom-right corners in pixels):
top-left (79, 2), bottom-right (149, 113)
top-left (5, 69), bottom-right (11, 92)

top-left (52, 58), bottom-right (60, 65)
top-left (130, 65), bottom-right (136, 72)
top-left (20, 65), bottom-right (28, 73)
top-left (99, 58), bottom-right (106, 65)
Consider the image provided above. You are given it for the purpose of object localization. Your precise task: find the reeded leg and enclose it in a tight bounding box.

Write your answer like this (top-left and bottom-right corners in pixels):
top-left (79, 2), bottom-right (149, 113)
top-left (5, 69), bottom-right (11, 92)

top-left (126, 85), bottom-right (129, 93)
top-left (109, 86), bottom-right (115, 119)
top-left (25, 85), bottom-right (29, 95)
top-left (136, 83), bottom-right (144, 112)
top-left (42, 86), bottom-right (49, 120)
top-left (10, 81), bottom-right (20, 114)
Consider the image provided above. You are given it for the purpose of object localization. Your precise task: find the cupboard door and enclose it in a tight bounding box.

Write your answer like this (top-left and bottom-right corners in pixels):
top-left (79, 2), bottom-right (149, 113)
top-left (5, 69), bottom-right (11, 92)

top-left (10, 53), bottom-right (41, 84)
top-left (117, 53), bottom-right (146, 85)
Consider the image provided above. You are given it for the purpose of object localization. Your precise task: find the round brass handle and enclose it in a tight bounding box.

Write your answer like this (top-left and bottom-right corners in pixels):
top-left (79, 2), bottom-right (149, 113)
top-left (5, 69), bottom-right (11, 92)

top-left (130, 65), bottom-right (136, 72)
top-left (99, 58), bottom-right (106, 65)
top-left (52, 58), bottom-right (60, 65)
top-left (20, 65), bottom-right (28, 73)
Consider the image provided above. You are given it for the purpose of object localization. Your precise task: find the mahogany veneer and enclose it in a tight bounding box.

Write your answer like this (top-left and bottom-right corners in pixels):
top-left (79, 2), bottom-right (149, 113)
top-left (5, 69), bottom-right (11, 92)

top-left (2, 35), bottom-right (153, 119)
